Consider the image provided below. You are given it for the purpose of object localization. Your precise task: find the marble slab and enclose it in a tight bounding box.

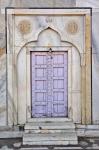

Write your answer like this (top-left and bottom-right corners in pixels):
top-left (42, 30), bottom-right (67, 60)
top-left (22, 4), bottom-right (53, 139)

top-left (0, 54), bottom-right (6, 126)
top-left (0, 0), bottom-right (76, 8)
top-left (92, 12), bottom-right (99, 124)
top-left (76, 0), bottom-right (99, 8)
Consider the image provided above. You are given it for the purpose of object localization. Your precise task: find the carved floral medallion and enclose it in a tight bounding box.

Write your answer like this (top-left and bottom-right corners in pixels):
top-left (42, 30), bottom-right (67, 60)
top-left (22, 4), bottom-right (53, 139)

top-left (18, 20), bottom-right (31, 34)
top-left (67, 20), bottom-right (78, 35)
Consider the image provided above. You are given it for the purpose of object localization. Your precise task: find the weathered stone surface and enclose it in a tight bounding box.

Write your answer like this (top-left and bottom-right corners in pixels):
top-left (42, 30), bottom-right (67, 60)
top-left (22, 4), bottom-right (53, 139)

top-left (92, 12), bottom-right (99, 124)
top-left (20, 148), bottom-right (48, 150)
top-left (0, 14), bottom-right (5, 49)
top-left (0, 131), bottom-right (23, 138)
top-left (0, 0), bottom-right (76, 8)
top-left (13, 142), bottom-right (21, 148)
top-left (79, 141), bottom-right (88, 146)
top-left (23, 120), bottom-right (78, 145)
top-left (76, 0), bottom-right (99, 8)
top-left (0, 137), bottom-right (99, 149)
top-left (0, 54), bottom-right (6, 126)
top-left (76, 0), bottom-right (99, 125)
top-left (25, 121), bottom-right (75, 130)
top-left (1, 145), bottom-right (13, 150)
top-left (23, 133), bottom-right (78, 145)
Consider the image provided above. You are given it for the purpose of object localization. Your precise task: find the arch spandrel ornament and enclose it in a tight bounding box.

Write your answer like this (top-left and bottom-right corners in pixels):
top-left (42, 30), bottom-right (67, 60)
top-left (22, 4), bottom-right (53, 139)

top-left (15, 23), bottom-right (83, 56)
top-left (17, 27), bottom-right (84, 66)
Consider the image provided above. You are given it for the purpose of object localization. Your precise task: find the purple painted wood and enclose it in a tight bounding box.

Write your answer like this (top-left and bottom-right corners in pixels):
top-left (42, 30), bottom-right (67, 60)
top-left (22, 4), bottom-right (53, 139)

top-left (31, 52), bottom-right (68, 117)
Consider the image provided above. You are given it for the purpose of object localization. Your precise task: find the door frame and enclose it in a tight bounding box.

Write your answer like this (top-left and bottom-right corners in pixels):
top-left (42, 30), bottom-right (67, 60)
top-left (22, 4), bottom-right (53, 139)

top-left (26, 46), bottom-right (72, 122)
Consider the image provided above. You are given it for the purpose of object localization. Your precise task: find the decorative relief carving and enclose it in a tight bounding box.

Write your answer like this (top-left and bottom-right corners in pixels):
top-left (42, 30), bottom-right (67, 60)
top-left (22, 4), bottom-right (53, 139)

top-left (47, 52), bottom-right (53, 116)
top-left (18, 20), bottom-right (31, 34)
top-left (45, 17), bottom-right (53, 23)
top-left (67, 21), bottom-right (78, 35)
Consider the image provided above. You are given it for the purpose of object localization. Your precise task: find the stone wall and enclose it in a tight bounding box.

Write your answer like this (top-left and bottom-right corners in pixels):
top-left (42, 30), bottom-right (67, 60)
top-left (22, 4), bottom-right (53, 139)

top-left (0, 0), bottom-right (99, 126)
top-left (0, 11), bottom-right (6, 126)
top-left (76, 0), bottom-right (99, 124)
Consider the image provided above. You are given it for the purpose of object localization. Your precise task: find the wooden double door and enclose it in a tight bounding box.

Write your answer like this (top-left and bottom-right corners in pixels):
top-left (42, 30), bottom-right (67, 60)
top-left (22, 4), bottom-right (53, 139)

top-left (31, 51), bottom-right (68, 118)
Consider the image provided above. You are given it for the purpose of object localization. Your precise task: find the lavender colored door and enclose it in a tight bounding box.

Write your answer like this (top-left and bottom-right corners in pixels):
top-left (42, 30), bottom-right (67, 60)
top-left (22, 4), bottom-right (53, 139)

top-left (31, 51), bottom-right (68, 118)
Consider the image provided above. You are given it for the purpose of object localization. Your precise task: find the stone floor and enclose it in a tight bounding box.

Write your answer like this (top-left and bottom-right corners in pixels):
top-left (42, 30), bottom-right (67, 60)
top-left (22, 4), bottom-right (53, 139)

top-left (0, 137), bottom-right (99, 149)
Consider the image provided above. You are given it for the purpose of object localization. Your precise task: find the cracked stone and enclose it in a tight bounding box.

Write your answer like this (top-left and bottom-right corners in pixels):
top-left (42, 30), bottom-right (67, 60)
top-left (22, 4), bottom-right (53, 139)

top-left (13, 142), bottom-right (21, 148)
top-left (79, 141), bottom-right (88, 146)
top-left (1, 146), bottom-right (13, 150)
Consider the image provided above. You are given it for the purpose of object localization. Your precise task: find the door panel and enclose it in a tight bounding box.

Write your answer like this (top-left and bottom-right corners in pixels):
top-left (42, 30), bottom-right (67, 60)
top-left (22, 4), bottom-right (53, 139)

top-left (31, 51), bottom-right (68, 117)
top-left (32, 52), bottom-right (47, 117)
top-left (52, 52), bottom-right (68, 117)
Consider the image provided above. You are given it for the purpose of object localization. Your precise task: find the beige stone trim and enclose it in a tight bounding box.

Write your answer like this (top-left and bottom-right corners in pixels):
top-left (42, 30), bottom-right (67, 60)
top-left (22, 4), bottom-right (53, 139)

top-left (6, 9), bottom-right (91, 15)
top-left (0, 48), bottom-right (5, 56)
top-left (85, 15), bottom-right (91, 124)
top-left (81, 14), bottom-right (91, 125)
top-left (81, 66), bottom-right (86, 124)
top-left (12, 53), bottom-right (18, 125)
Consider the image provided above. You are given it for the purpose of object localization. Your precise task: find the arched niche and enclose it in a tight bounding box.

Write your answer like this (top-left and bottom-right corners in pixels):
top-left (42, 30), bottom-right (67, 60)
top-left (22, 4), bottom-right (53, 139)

top-left (37, 27), bottom-right (61, 46)
top-left (16, 27), bottom-right (82, 124)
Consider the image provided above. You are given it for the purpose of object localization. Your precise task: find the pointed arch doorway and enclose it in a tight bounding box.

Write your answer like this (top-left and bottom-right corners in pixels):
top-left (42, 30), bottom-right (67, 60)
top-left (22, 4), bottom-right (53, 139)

top-left (25, 28), bottom-right (74, 122)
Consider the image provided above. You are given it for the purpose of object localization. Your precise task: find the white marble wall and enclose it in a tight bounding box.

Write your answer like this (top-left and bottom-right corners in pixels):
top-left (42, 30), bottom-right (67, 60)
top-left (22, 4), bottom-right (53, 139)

top-left (76, 0), bottom-right (99, 124)
top-left (92, 12), bottom-right (99, 124)
top-left (0, 54), bottom-right (6, 126)
top-left (0, 0), bottom-right (76, 8)
top-left (76, 0), bottom-right (99, 8)
top-left (0, 12), bottom-right (6, 126)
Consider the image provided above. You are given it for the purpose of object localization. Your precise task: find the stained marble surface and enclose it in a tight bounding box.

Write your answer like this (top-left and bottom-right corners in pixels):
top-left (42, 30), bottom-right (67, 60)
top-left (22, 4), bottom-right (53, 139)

top-left (76, 0), bottom-right (99, 8)
top-left (0, 137), bottom-right (99, 149)
top-left (92, 12), bottom-right (99, 124)
top-left (0, 54), bottom-right (6, 126)
top-left (76, 0), bottom-right (99, 124)
top-left (0, 0), bottom-right (76, 8)
top-left (0, 14), bottom-right (5, 49)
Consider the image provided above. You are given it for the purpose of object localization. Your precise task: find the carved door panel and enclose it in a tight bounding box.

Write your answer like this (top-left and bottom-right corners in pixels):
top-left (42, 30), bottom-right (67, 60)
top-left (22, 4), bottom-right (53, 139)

top-left (31, 51), bottom-right (68, 118)
top-left (52, 52), bottom-right (68, 117)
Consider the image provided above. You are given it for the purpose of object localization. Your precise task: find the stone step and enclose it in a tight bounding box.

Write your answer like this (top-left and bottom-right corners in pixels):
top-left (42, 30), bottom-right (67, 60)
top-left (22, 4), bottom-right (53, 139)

top-left (28, 118), bottom-right (72, 123)
top-left (25, 121), bottom-right (75, 130)
top-left (25, 129), bottom-right (75, 134)
top-left (23, 132), bottom-right (78, 145)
